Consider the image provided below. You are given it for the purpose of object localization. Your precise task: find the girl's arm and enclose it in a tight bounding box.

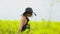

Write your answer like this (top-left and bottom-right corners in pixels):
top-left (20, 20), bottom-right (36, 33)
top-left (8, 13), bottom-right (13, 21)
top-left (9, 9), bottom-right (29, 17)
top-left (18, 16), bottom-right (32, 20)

top-left (18, 16), bottom-right (26, 31)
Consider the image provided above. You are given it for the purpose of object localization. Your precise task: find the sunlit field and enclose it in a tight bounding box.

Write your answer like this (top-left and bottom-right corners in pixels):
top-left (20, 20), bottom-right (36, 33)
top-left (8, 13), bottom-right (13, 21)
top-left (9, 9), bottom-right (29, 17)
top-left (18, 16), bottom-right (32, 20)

top-left (0, 20), bottom-right (60, 34)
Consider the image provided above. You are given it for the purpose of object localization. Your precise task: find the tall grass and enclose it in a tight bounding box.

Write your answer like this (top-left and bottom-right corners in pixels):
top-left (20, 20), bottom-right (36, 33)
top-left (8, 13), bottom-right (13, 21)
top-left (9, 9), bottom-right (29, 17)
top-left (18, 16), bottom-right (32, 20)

top-left (0, 20), bottom-right (60, 34)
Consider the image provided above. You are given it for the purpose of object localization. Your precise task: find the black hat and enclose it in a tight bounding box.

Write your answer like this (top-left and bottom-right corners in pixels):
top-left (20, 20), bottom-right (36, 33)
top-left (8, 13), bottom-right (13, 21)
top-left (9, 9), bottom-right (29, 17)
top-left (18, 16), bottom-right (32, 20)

top-left (25, 7), bottom-right (37, 16)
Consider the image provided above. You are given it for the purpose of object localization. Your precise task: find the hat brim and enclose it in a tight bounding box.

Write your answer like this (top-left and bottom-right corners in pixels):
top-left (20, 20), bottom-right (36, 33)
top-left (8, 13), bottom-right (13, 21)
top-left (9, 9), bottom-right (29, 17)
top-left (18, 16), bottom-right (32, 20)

top-left (33, 12), bottom-right (36, 16)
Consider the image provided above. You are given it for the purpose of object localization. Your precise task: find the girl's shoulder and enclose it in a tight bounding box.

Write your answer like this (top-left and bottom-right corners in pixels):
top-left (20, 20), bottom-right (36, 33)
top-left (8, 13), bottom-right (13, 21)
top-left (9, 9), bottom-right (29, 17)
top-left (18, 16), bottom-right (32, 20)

top-left (21, 16), bottom-right (26, 19)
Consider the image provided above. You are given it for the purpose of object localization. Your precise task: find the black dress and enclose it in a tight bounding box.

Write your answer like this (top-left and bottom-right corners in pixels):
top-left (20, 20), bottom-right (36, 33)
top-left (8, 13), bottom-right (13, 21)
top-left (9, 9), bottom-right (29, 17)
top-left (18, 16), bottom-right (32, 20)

top-left (21, 17), bottom-right (30, 32)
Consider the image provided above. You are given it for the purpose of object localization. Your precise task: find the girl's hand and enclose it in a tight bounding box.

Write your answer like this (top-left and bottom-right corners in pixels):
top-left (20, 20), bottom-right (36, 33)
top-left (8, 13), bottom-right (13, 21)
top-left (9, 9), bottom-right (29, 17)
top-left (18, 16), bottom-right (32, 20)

top-left (16, 26), bottom-right (22, 34)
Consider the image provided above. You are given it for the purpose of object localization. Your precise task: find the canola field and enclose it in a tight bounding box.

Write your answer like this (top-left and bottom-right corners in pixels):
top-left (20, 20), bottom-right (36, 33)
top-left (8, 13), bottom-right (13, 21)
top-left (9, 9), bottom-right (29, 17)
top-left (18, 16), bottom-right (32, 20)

top-left (0, 20), bottom-right (60, 34)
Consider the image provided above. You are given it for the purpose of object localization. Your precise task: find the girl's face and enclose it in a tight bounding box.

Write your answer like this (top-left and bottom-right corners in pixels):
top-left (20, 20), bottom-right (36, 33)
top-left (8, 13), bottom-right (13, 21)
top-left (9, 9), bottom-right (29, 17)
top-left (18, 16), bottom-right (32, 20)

top-left (27, 13), bottom-right (32, 17)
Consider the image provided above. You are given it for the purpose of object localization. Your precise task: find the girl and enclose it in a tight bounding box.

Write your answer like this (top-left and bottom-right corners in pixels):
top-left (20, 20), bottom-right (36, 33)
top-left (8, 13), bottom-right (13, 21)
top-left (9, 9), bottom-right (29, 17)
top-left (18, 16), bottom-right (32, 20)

top-left (17, 7), bottom-right (36, 34)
